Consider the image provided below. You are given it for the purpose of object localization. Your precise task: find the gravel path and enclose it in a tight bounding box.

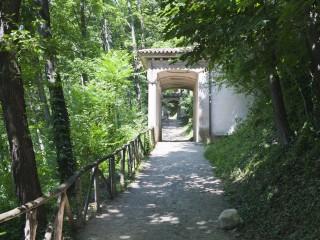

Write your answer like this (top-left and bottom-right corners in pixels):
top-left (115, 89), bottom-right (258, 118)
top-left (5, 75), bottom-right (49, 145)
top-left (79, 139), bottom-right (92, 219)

top-left (162, 119), bottom-right (189, 141)
top-left (76, 142), bottom-right (235, 240)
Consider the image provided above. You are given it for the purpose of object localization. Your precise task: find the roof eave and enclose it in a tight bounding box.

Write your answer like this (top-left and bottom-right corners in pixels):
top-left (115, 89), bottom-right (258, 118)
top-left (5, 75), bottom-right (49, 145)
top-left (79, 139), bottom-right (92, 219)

top-left (138, 47), bottom-right (192, 69)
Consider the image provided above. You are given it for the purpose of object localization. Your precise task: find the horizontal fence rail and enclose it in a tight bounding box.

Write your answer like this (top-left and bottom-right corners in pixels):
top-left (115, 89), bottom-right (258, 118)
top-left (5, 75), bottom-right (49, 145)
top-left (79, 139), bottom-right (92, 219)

top-left (0, 127), bottom-right (156, 240)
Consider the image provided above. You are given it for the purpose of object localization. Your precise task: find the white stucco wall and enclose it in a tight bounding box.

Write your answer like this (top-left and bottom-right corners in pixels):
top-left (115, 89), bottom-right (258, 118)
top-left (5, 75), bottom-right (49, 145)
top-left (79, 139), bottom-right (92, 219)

top-left (211, 84), bottom-right (253, 136)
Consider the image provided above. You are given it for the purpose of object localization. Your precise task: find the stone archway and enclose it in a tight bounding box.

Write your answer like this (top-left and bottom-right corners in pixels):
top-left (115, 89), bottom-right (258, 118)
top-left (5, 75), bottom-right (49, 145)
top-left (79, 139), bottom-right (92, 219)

top-left (138, 48), bottom-right (210, 142)
top-left (158, 70), bottom-right (198, 141)
top-left (161, 90), bottom-right (191, 142)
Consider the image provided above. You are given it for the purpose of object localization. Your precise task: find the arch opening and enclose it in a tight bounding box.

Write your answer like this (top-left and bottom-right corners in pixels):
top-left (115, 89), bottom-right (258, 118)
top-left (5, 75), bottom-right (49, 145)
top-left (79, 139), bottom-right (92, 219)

top-left (161, 89), bottom-right (194, 142)
top-left (157, 70), bottom-right (199, 142)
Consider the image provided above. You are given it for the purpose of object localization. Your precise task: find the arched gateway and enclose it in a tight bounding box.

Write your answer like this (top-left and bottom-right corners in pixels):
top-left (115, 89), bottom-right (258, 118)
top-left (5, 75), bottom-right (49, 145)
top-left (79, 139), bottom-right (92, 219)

top-left (138, 47), bottom-right (252, 142)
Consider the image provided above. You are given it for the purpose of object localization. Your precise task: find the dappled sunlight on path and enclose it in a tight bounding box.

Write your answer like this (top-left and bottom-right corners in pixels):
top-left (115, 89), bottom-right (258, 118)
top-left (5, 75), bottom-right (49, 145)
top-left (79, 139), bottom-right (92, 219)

top-left (76, 142), bottom-right (234, 240)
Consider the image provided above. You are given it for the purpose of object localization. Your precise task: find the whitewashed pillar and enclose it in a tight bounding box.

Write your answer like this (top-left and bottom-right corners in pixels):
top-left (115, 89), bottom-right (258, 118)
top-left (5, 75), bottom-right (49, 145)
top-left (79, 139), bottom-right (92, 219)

top-left (156, 84), bottom-right (162, 141)
top-left (197, 71), bottom-right (210, 142)
top-left (193, 80), bottom-right (199, 142)
top-left (147, 68), bottom-right (157, 130)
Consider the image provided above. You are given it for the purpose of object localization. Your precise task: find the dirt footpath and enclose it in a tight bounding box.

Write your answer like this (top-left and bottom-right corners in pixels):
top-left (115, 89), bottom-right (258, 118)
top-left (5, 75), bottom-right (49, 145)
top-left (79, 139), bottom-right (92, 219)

top-left (76, 142), bottom-right (235, 240)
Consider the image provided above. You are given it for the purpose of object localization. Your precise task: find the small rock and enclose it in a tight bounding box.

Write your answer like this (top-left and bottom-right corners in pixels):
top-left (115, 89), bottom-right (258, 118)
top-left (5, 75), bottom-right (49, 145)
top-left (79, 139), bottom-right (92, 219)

top-left (218, 209), bottom-right (243, 230)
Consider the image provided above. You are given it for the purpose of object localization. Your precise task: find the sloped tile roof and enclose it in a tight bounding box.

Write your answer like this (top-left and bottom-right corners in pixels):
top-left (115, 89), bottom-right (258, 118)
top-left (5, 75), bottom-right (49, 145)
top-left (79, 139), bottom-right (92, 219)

top-left (138, 47), bottom-right (192, 55)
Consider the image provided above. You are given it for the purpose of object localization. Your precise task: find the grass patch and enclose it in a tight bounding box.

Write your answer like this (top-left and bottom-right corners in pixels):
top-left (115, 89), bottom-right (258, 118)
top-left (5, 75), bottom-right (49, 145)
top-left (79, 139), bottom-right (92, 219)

top-left (205, 102), bottom-right (320, 240)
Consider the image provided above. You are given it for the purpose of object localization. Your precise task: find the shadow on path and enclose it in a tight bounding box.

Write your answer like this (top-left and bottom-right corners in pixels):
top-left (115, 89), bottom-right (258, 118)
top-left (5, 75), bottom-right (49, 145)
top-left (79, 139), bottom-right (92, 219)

top-left (76, 142), bottom-right (234, 240)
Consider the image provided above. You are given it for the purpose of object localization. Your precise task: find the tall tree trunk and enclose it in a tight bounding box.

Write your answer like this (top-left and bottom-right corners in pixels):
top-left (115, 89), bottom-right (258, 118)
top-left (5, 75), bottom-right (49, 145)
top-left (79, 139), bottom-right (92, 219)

top-left (263, 15), bottom-right (291, 145)
top-left (127, 0), bottom-right (137, 54)
top-left (36, 71), bottom-right (51, 125)
top-left (101, 12), bottom-right (111, 52)
top-left (36, 0), bottom-right (76, 183)
top-left (136, 0), bottom-right (145, 48)
top-left (307, 7), bottom-right (320, 130)
top-left (80, 0), bottom-right (88, 85)
top-left (127, 0), bottom-right (141, 108)
top-left (269, 66), bottom-right (291, 145)
top-left (0, 1), bottom-right (46, 225)
top-left (27, 89), bottom-right (47, 160)
top-left (0, 129), bottom-right (5, 162)
top-left (49, 74), bottom-right (75, 182)
top-left (296, 79), bottom-right (313, 116)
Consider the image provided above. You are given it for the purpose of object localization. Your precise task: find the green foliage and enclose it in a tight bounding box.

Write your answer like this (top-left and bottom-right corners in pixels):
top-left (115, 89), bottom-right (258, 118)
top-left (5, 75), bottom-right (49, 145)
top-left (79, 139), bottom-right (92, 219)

top-left (180, 90), bottom-right (193, 120)
top-left (0, 0), bottom-right (170, 237)
top-left (0, 218), bottom-right (24, 240)
top-left (179, 90), bottom-right (193, 134)
top-left (205, 99), bottom-right (320, 239)
top-left (66, 50), bottom-right (140, 167)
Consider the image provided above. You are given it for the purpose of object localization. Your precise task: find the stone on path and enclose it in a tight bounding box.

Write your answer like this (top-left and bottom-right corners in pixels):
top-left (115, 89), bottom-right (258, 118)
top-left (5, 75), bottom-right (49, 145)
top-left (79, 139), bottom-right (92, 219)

top-left (76, 142), bottom-right (235, 240)
top-left (218, 209), bottom-right (243, 230)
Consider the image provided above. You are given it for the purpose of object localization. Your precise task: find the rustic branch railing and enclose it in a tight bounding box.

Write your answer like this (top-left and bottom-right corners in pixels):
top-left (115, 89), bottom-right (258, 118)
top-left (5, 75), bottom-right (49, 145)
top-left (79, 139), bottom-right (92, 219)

top-left (0, 128), bottom-right (155, 240)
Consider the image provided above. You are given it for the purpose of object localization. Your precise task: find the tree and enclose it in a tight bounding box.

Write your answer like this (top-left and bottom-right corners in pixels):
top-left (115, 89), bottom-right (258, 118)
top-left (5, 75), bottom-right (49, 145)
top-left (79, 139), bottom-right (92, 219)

top-left (306, 2), bottom-right (320, 129)
top-left (101, 0), bottom-right (111, 52)
top-left (161, 0), bottom-right (295, 145)
top-left (36, 0), bottom-right (76, 183)
top-left (136, 0), bottom-right (145, 48)
top-left (79, 0), bottom-right (89, 85)
top-left (0, 0), bottom-right (46, 224)
top-left (127, 0), bottom-right (141, 108)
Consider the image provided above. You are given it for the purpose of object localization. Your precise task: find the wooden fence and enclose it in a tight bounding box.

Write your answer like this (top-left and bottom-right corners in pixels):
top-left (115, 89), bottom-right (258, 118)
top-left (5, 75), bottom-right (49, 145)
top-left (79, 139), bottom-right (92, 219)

top-left (0, 128), bottom-right (156, 240)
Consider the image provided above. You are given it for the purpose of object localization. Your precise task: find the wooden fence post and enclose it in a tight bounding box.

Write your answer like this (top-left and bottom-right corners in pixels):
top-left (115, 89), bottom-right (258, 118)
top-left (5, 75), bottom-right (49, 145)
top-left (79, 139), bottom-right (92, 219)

top-left (149, 129), bottom-right (154, 146)
top-left (134, 139), bottom-right (140, 165)
top-left (144, 131), bottom-right (150, 154)
top-left (63, 194), bottom-right (76, 233)
top-left (83, 168), bottom-right (97, 220)
top-left (75, 177), bottom-right (84, 226)
top-left (54, 193), bottom-right (67, 240)
top-left (93, 167), bottom-right (101, 212)
top-left (152, 128), bottom-right (156, 146)
top-left (131, 141), bottom-right (136, 169)
top-left (109, 156), bottom-right (116, 198)
top-left (138, 135), bottom-right (146, 157)
top-left (24, 210), bottom-right (38, 240)
top-left (120, 148), bottom-right (126, 186)
top-left (96, 169), bottom-right (112, 198)
top-left (127, 144), bottom-right (133, 174)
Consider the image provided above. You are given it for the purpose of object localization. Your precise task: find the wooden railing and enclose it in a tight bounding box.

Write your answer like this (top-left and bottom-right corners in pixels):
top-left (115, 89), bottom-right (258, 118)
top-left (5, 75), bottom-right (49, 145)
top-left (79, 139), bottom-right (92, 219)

top-left (0, 128), bottom-right (156, 240)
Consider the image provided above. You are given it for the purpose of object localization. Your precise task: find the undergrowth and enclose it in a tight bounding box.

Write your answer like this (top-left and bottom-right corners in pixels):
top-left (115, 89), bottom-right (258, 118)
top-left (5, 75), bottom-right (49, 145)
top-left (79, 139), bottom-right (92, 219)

top-left (205, 100), bottom-right (320, 240)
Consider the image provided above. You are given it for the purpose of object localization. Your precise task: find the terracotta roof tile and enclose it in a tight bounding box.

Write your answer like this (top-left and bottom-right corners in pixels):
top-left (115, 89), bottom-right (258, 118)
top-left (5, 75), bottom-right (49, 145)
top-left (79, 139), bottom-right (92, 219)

top-left (138, 47), bottom-right (192, 55)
